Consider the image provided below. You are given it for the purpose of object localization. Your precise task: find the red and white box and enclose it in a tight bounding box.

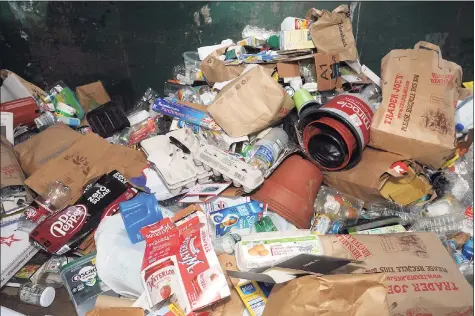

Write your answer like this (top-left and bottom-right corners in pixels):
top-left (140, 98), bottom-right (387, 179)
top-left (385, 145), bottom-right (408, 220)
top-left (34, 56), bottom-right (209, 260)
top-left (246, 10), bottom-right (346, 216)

top-left (140, 211), bottom-right (230, 315)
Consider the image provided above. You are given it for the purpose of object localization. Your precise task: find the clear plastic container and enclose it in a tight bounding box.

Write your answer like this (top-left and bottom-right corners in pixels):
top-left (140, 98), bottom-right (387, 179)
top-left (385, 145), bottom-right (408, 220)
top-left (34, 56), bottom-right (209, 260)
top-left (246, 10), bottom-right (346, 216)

top-left (248, 128), bottom-right (289, 173)
top-left (313, 186), bottom-right (364, 221)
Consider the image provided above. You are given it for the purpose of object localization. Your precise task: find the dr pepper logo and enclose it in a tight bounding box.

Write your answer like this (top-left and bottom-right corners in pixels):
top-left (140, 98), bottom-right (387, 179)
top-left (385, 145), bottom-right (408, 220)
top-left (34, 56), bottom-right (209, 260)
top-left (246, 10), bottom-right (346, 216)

top-left (50, 205), bottom-right (88, 238)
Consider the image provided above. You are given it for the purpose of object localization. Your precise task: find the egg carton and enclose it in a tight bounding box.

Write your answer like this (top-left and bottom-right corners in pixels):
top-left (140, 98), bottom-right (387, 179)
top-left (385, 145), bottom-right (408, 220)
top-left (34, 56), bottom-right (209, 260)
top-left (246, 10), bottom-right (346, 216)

top-left (140, 129), bottom-right (212, 194)
top-left (192, 144), bottom-right (264, 193)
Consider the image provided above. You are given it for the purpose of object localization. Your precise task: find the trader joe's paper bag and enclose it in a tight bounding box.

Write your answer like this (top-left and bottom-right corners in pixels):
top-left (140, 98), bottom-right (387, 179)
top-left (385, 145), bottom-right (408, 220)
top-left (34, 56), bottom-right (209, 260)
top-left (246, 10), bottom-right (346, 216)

top-left (320, 233), bottom-right (474, 316)
top-left (200, 47), bottom-right (246, 83)
top-left (263, 274), bottom-right (389, 316)
top-left (306, 5), bottom-right (358, 61)
top-left (14, 123), bottom-right (83, 176)
top-left (25, 133), bottom-right (147, 206)
top-left (208, 65), bottom-right (295, 137)
top-left (370, 41), bottom-right (462, 169)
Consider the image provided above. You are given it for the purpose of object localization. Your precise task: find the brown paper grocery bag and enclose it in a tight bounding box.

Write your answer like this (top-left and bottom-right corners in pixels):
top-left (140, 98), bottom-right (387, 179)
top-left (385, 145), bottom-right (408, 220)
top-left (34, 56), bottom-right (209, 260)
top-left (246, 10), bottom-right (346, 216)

top-left (370, 41), bottom-right (462, 169)
top-left (1, 136), bottom-right (33, 202)
top-left (14, 123), bottom-right (83, 176)
top-left (263, 274), bottom-right (389, 316)
top-left (306, 5), bottom-right (358, 61)
top-left (208, 65), bottom-right (295, 137)
top-left (75, 81), bottom-right (111, 113)
top-left (200, 47), bottom-right (246, 83)
top-left (319, 233), bottom-right (474, 316)
top-left (25, 133), bottom-right (147, 206)
top-left (324, 148), bottom-right (408, 205)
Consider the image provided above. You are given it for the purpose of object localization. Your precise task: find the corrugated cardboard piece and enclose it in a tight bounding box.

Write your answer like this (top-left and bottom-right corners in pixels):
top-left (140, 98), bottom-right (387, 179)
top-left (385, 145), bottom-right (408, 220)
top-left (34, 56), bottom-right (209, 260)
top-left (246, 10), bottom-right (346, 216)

top-left (263, 274), bottom-right (389, 316)
top-left (370, 41), bottom-right (462, 169)
top-left (208, 65), bottom-right (295, 137)
top-left (86, 307), bottom-right (144, 316)
top-left (276, 62), bottom-right (300, 78)
top-left (315, 52), bottom-right (342, 91)
top-left (319, 233), bottom-right (474, 316)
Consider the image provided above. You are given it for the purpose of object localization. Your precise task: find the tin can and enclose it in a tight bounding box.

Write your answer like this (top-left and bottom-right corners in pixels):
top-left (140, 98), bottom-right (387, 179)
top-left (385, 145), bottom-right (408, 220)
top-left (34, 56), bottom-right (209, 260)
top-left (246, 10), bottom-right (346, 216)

top-left (19, 282), bottom-right (55, 307)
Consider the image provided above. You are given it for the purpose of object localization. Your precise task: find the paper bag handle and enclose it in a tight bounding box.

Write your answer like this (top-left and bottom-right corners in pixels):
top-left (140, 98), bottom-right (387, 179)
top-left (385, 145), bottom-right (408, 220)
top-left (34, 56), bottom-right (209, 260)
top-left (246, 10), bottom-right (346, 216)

top-left (412, 41), bottom-right (443, 69)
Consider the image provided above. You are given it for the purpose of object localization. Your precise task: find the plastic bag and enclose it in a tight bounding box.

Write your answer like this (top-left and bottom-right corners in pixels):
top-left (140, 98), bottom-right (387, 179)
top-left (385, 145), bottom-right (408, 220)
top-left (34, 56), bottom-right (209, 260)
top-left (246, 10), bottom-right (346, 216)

top-left (94, 214), bottom-right (146, 298)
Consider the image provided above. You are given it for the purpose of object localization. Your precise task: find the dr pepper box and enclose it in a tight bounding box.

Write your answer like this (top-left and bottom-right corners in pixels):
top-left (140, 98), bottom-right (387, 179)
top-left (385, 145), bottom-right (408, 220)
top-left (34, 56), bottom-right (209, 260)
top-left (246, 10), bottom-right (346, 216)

top-left (141, 211), bottom-right (230, 315)
top-left (30, 170), bottom-right (137, 255)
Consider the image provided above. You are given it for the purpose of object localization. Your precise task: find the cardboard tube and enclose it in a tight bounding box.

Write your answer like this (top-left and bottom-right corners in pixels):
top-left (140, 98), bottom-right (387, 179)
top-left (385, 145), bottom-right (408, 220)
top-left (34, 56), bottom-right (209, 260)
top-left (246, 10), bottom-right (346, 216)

top-left (94, 295), bottom-right (135, 309)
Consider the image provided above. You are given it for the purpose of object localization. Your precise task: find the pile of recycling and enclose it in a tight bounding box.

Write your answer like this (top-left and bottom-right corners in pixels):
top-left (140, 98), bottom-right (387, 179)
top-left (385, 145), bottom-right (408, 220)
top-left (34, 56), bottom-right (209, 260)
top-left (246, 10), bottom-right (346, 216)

top-left (1, 4), bottom-right (474, 316)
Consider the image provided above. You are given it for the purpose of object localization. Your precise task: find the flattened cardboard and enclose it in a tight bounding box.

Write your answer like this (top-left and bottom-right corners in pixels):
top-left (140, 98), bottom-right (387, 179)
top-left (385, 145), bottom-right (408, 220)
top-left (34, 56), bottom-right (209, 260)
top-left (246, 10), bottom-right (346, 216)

top-left (227, 254), bottom-right (354, 284)
top-left (314, 52), bottom-right (342, 91)
top-left (86, 307), bottom-right (144, 316)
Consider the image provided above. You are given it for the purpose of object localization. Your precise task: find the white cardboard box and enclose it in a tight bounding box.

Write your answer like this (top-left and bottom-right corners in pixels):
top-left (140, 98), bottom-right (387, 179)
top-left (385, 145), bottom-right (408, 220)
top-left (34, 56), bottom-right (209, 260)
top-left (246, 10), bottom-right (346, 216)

top-left (1, 223), bottom-right (38, 288)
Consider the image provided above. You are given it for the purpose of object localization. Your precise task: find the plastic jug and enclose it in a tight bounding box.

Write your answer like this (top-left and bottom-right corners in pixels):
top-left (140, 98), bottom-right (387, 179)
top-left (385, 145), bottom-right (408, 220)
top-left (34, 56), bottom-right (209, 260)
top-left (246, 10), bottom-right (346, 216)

top-left (119, 192), bottom-right (164, 244)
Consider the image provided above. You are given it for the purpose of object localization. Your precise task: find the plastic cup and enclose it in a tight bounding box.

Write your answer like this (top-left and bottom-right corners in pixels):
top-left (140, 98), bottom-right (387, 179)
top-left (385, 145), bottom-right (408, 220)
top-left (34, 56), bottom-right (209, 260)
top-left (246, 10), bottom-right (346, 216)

top-left (293, 88), bottom-right (317, 113)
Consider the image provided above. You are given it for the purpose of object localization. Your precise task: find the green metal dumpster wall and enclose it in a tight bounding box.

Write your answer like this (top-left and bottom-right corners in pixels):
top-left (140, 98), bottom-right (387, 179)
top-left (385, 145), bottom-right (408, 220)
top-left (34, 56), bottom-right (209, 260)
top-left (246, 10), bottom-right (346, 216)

top-left (0, 1), bottom-right (473, 109)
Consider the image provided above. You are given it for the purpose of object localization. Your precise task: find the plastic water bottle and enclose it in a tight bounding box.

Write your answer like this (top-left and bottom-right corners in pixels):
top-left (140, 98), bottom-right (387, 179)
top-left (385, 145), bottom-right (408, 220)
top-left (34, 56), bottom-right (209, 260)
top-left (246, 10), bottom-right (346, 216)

top-left (248, 128), bottom-right (289, 173)
top-left (409, 212), bottom-right (466, 234)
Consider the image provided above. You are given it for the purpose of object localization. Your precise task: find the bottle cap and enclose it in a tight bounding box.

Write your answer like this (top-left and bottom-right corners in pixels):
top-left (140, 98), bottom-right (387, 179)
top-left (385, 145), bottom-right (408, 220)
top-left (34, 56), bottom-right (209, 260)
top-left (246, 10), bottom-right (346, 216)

top-left (456, 123), bottom-right (464, 132)
top-left (267, 35), bottom-right (280, 49)
top-left (40, 286), bottom-right (55, 307)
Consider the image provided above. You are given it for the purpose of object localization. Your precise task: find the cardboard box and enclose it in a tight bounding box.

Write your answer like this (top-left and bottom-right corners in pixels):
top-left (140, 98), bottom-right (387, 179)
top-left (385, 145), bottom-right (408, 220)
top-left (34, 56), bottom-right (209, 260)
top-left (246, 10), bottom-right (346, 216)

top-left (279, 30), bottom-right (315, 51)
top-left (1, 223), bottom-right (39, 288)
top-left (314, 52), bottom-right (342, 91)
top-left (276, 63), bottom-right (300, 78)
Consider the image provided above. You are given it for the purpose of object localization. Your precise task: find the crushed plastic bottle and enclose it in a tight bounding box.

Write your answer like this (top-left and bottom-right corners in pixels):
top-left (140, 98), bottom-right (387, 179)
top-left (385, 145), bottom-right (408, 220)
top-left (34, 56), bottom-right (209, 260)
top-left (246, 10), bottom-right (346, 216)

top-left (368, 201), bottom-right (419, 226)
top-left (248, 127), bottom-right (289, 174)
top-left (409, 212), bottom-right (466, 235)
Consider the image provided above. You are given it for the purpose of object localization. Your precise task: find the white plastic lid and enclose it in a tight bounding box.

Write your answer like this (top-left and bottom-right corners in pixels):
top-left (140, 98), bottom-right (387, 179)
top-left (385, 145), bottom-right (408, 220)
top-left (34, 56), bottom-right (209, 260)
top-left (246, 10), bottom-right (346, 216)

top-left (40, 286), bottom-right (55, 307)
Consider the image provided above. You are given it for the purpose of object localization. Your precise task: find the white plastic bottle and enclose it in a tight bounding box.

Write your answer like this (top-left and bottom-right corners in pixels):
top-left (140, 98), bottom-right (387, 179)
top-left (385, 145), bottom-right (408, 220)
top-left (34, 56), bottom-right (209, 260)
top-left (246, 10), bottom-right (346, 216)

top-left (248, 127), bottom-right (289, 173)
top-left (455, 96), bottom-right (473, 137)
top-left (281, 17), bottom-right (309, 31)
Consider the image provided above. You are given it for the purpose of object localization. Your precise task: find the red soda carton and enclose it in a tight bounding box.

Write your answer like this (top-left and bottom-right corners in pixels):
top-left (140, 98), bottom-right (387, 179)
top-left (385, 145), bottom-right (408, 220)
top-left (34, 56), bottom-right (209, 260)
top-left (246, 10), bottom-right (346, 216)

top-left (141, 211), bottom-right (230, 315)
